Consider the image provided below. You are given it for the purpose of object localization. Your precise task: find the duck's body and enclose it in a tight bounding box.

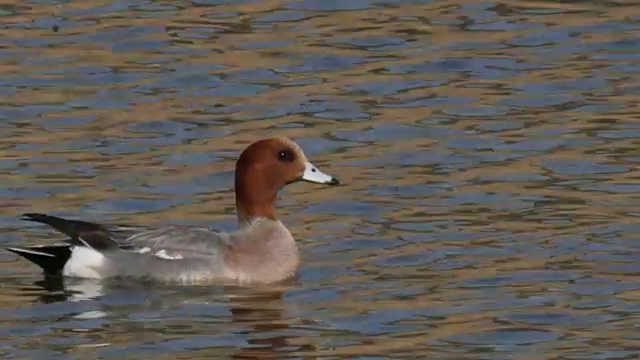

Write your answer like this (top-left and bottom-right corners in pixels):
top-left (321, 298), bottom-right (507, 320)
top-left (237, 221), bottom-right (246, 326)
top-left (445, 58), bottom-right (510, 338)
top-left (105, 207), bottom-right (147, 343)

top-left (10, 215), bottom-right (298, 284)
top-left (7, 137), bottom-right (338, 285)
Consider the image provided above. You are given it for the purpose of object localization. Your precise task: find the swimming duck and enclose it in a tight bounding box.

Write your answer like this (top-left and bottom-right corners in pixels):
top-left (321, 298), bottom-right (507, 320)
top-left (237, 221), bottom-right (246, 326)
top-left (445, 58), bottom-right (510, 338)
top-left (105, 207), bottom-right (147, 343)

top-left (7, 137), bottom-right (339, 285)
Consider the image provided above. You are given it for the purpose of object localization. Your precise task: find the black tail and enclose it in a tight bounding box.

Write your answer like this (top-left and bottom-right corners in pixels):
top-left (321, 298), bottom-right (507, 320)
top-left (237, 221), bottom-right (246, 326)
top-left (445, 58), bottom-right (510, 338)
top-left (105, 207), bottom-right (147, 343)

top-left (10, 213), bottom-right (108, 275)
top-left (7, 245), bottom-right (71, 275)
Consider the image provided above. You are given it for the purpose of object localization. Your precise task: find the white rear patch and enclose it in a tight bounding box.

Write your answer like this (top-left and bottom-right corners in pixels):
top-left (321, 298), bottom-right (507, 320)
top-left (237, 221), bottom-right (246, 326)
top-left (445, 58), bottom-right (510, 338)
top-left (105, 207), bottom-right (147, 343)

top-left (63, 247), bottom-right (107, 279)
top-left (155, 249), bottom-right (183, 260)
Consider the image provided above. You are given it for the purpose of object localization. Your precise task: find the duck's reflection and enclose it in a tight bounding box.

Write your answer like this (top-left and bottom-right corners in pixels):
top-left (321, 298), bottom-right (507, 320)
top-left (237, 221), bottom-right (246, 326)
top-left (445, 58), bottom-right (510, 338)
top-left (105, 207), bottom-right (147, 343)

top-left (224, 283), bottom-right (318, 359)
top-left (28, 276), bottom-right (316, 357)
top-left (36, 276), bottom-right (104, 303)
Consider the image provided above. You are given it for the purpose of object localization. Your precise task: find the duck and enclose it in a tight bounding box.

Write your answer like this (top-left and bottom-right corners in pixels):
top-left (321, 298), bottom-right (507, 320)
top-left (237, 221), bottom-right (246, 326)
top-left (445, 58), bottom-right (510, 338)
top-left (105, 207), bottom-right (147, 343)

top-left (7, 137), bottom-right (339, 285)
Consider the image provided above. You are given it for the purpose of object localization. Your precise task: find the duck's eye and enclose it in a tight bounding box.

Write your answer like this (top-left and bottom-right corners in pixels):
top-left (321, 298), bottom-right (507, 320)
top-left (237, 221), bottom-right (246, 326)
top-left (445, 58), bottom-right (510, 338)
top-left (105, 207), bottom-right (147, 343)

top-left (278, 149), bottom-right (295, 162)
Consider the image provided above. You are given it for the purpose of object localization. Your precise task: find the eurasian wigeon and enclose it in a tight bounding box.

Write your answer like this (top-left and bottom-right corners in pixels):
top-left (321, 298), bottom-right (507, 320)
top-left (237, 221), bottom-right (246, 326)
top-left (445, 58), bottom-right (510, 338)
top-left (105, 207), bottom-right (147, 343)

top-left (7, 137), bottom-right (339, 285)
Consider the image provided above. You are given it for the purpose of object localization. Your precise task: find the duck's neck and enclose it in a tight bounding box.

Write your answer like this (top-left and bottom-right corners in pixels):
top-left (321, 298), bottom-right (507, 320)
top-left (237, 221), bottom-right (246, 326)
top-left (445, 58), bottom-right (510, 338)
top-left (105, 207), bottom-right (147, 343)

top-left (235, 168), bottom-right (278, 228)
top-left (236, 199), bottom-right (277, 228)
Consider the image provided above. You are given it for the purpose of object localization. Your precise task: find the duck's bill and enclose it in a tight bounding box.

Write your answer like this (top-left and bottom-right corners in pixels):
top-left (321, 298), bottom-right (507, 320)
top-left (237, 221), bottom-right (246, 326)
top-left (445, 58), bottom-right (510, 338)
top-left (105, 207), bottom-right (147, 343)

top-left (302, 161), bottom-right (340, 185)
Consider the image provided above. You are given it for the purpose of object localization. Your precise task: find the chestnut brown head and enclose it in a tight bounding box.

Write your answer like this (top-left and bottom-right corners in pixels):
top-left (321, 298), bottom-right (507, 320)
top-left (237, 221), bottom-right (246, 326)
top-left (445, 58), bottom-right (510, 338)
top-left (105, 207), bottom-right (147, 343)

top-left (234, 137), bottom-right (339, 225)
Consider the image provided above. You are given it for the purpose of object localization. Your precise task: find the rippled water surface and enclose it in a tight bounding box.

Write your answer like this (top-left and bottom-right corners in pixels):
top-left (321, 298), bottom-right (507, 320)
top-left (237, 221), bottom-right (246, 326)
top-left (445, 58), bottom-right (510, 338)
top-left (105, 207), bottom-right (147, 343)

top-left (1, 0), bottom-right (640, 358)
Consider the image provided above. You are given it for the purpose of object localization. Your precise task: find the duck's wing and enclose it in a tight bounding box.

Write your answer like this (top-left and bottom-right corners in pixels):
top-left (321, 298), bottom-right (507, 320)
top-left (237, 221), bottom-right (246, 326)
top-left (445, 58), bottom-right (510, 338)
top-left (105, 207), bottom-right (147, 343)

top-left (19, 213), bottom-right (233, 281)
top-left (109, 225), bottom-right (231, 259)
top-left (21, 213), bottom-right (152, 249)
top-left (22, 213), bottom-right (229, 258)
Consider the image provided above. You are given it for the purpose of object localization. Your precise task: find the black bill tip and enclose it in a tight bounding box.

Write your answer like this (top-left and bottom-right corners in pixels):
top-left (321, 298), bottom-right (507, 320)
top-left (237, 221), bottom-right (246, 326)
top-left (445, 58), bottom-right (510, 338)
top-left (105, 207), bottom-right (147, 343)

top-left (327, 177), bottom-right (340, 185)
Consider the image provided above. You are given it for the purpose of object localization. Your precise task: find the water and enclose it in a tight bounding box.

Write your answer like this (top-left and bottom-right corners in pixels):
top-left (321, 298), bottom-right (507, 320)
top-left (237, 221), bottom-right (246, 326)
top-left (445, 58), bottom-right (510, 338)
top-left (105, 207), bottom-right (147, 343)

top-left (0, 0), bottom-right (640, 358)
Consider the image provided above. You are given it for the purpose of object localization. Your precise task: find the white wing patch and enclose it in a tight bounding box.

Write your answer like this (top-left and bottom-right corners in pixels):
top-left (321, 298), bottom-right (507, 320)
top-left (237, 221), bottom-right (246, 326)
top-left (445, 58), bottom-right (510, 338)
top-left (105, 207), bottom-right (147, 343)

top-left (154, 249), bottom-right (183, 260)
top-left (136, 247), bottom-right (151, 254)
